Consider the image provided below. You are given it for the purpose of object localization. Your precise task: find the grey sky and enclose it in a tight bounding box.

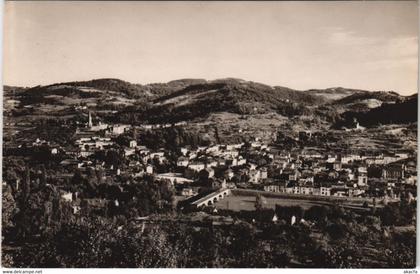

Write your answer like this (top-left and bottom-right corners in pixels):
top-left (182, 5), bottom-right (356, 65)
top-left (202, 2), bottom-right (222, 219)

top-left (4, 1), bottom-right (418, 95)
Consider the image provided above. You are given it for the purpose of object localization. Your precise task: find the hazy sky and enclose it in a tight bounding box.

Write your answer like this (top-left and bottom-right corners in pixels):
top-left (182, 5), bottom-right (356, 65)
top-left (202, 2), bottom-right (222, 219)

top-left (4, 1), bottom-right (418, 94)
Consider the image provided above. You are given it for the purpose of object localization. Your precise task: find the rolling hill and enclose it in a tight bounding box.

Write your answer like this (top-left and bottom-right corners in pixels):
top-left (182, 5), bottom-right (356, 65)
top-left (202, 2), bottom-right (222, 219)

top-left (146, 79), bottom-right (329, 123)
top-left (306, 87), bottom-right (363, 101)
top-left (336, 94), bottom-right (417, 127)
top-left (330, 90), bottom-right (403, 112)
top-left (5, 78), bottom-right (417, 127)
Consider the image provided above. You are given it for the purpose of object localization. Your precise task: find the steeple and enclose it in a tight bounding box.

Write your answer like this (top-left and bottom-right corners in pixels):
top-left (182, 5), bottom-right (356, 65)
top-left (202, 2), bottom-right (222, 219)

top-left (88, 111), bottom-right (93, 128)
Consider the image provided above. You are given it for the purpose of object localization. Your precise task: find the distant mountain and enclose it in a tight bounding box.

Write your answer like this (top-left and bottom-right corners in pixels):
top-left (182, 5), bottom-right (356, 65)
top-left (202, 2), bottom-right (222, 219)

top-left (19, 83), bottom-right (115, 106)
top-left (6, 77), bottom-right (416, 126)
top-left (306, 87), bottom-right (363, 101)
top-left (332, 90), bottom-right (401, 105)
top-left (322, 90), bottom-right (404, 114)
top-left (300, 87), bottom-right (405, 115)
top-left (274, 86), bottom-right (327, 105)
top-left (146, 79), bottom-right (327, 123)
top-left (64, 78), bottom-right (146, 97)
top-left (335, 94), bottom-right (417, 127)
top-left (3, 85), bottom-right (28, 96)
top-left (19, 78), bottom-right (210, 104)
top-left (65, 78), bottom-right (212, 99)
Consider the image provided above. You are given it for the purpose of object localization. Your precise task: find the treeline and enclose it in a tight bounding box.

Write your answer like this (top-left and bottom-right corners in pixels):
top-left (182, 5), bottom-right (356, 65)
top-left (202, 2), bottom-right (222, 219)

top-left (19, 86), bottom-right (102, 105)
top-left (66, 78), bottom-right (147, 98)
top-left (4, 202), bottom-right (416, 268)
top-left (2, 165), bottom-right (177, 244)
top-left (66, 78), bottom-right (207, 99)
top-left (138, 127), bottom-right (210, 150)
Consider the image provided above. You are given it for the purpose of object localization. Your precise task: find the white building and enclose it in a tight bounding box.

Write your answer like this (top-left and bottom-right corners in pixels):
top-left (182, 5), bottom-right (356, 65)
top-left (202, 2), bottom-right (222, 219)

top-left (111, 125), bottom-right (129, 135)
top-left (177, 157), bottom-right (189, 167)
top-left (319, 187), bottom-right (331, 196)
top-left (61, 192), bottom-right (73, 202)
top-left (188, 162), bottom-right (205, 172)
top-left (180, 147), bottom-right (189, 156)
top-left (357, 167), bottom-right (368, 186)
top-left (146, 165), bottom-right (154, 174)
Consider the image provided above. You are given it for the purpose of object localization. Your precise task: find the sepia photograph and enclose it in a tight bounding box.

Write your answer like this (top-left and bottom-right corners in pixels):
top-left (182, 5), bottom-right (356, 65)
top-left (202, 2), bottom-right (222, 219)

top-left (1, 0), bottom-right (418, 269)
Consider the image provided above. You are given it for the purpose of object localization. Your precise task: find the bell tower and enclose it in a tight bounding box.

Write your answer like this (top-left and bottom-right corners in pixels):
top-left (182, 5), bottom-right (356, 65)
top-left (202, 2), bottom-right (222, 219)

top-left (88, 111), bottom-right (93, 128)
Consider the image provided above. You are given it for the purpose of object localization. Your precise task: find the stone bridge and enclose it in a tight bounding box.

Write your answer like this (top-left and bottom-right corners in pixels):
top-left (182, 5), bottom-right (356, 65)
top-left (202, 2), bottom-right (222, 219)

top-left (191, 188), bottom-right (231, 208)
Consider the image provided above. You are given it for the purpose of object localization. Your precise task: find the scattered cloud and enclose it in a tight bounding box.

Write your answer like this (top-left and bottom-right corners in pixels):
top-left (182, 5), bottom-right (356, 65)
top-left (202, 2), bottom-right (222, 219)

top-left (325, 26), bottom-right (417, 69)
top-left (327, 27), bottom-right (376, 46)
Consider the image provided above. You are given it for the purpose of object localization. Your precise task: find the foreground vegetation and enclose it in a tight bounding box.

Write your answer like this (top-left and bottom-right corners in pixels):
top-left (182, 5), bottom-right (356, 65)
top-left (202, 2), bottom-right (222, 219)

top-left (2, 170), bottom-right (416, 268)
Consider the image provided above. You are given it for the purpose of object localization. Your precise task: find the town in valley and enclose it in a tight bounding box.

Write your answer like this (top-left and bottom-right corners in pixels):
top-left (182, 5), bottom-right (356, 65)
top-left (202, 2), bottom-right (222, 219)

top-left (2, 78), bottom-right (417, 267)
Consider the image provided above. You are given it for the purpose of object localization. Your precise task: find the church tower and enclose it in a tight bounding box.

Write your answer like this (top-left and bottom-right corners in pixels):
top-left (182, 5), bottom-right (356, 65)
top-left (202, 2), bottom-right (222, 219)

top-left (88, 111), bottom-right (93, 128)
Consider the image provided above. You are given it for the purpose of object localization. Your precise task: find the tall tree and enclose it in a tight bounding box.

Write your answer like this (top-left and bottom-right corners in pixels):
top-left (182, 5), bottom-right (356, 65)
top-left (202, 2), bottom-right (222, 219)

top-left (255, 194), bottom-right (264, 211)
top-left (2, 185), bottom-right (16, 233)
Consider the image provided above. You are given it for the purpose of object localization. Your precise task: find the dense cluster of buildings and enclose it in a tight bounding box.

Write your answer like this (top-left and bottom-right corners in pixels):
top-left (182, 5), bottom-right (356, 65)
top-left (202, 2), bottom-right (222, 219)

top-left (170, 139), bottom-right (415, 200)
top-left (10, 112), bottom-right (416, 211)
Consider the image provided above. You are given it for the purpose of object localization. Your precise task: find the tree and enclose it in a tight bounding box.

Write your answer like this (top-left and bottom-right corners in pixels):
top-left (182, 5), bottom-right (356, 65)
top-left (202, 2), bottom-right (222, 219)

top-left (15, 217), bottom-right (179, 268)
top-left (305, 205), bottom-right (328, 224)
top-left (105, 150), bottom-right (123, 169)
top-left (275, 205), bottom-right (304, 222)
top-left (326, 223), bottom-right (348, 240)
top-left (386, 231), bottom-right (416, 268)
top-left (255, 194), bottom-right (264, 211)
top-left (40, 165), bottom-right (47, 187)
top-left (2, 185), bottom-right (17, 233)
top-left (21, 168), bottom-right (31, 201)
top-left (380, 204), bottom-right (400, 226)
top-left (96, 168), bottom-right (105, 185)
top-left (15, 168), bottom-right (31, 238)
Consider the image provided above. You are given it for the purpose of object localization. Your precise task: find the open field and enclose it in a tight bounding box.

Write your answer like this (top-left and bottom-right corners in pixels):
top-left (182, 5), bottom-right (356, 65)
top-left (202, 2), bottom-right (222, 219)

top-left (215, 194), bottom-right (330, 211)
top-left (215, 189), bottom-right (391, 212)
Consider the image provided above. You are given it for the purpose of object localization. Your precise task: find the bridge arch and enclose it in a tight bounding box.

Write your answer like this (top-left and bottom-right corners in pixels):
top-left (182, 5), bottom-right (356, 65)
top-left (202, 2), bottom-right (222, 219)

top-left (191, 188), bottom-right (231, 208)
